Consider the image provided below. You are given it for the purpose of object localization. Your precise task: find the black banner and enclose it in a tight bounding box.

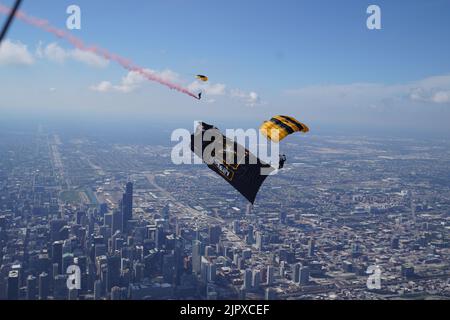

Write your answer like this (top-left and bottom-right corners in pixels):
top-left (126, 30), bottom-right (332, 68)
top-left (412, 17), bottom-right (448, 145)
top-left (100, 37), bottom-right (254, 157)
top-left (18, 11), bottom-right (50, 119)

top-left (190, 122), bottom-right (274, 204)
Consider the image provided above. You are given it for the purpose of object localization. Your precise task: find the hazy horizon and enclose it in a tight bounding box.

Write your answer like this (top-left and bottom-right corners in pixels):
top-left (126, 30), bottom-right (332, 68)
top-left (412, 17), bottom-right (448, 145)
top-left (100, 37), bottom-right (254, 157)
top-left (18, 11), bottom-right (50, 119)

top-left (1, 0), bottom-right (450, 138)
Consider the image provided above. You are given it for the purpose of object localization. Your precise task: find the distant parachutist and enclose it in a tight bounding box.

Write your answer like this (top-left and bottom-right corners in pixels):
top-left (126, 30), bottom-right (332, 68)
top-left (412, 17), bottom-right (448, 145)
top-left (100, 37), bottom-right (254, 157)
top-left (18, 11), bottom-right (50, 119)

top-left (198, 92), bottom-right (202, 100)
top-left (279, 154), bottom-right (287, 169)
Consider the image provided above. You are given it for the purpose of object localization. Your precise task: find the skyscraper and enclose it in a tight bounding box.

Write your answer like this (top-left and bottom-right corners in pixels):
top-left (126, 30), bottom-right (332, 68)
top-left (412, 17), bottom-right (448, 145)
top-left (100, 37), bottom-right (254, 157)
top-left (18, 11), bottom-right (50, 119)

top-left (247, 225), bottom-right (255, 245)
top-left (299, 266), bottom-right (310, 285)
top-left (7, 270), bottom-right (19, 300)
top-left (208, 263), bottom-right (217, 283)
top-left (255, 231), bottom-right (263, 251)
top-left (243, 269), bottom-right (252, 290)
top-left (38, 272), bottom-right (50, 300)
top-left (266, 266), bottom-right (274, 285)
top-left (122, 182), bottom-right (133, 233)
top-left (293, 263), bottom-right (301, 284)
top-left (112, 210), bottom-right (123, 235)
top-left (265, 288), bottom-right (277, 300)
top-left (52, 241), bottom-right (63, 274)
top-left (26, 275), bottom-right (37, 300)
top-left (208, 225), bottom-right (222, 245)
top-left (192, 240), bottom-right (202, 275)
top-left (252, 269), bottom-right (261, 290)
top-left (94, 280), bottom-right (102, 300)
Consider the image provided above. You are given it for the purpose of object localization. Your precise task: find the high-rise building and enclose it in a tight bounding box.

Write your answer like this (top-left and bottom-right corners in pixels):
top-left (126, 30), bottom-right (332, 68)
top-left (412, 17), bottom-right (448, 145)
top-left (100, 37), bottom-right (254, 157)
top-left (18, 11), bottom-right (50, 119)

top-left (155, 225), bottom-right (165, 249)
top-left (192, 240), bottom-right (202, 275)
top-left (52, 241), bottom-right (64, 274)
top-left (252, 269), bottom-right (261, 290)
top-left (232, 220), bottom-right (240, 234)
top-left (54, 275), bottom-right (68, 300)
top-left (107, 256), bottom-right (121, 292)
top-left (293, 263), bottom-right (301, 283)
top-left (26, 275), bottom-right (38, 300)
top-left (62, 253), bottom-right (74, 274)
top-left (38, 272), bottom-right (50, 300)
top-left (94, 280), bottom-right (102, 300)
top-left (255, 231), bottom-right (263, 251)
top-left (299, 266), bottom-right (310, 285)
top-left (265, 288), bottom-right (277, 300)
top-left (7, 270), bottom-right (19, 300)
top-left (209, 225), bottom-right (222, 245)
top-left (50, 219), bottom-right (67, 242)
top-left (161, 204), bottom-right (170, 220)
top-left (247, 225), bottom-right (255, 245)
top-left (208, 263), bottom-right (217, 283)
top-left (111, 286), bottom-right (122, 300)
top-left (266, 266), bottom-right (274, 285)
top-left (68, 288), bottom-right (78, 300)
top-left (205, 246), bottom-right (214, 258)
top-left (280, 261), bottom-right (286, 278)
top-left (243, 269), bottom-right (252, 290)
top-left (112, 210), bottom-right (123, 234)
top-left (163, 254), bottom-right (175, 284)
top-left (122, 182), bottom-right (133, 233)
top-left (238, 288), bottom-right (246, 300)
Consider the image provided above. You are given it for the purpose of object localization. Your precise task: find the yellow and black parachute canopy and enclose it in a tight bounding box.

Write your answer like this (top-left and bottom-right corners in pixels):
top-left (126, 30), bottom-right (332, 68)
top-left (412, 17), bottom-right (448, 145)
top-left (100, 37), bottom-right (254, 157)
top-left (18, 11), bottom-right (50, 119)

top-left (196, 75), bottom-right (209, 82)
top-left (260, 116), bottom-right (309, 143)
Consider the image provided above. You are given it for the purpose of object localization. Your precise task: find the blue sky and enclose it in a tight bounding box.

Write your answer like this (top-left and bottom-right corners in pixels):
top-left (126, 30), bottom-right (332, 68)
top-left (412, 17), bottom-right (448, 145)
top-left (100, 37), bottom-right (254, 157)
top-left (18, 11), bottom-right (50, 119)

top-left (1, 0), bottom-right (450, 135)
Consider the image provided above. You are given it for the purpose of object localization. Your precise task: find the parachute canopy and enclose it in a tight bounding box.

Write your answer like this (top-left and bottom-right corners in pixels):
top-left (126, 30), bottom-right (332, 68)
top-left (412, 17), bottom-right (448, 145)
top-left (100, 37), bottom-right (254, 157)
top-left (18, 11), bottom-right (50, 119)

top-left (196, 75), bottom-right (209, 82)
top-left (260, 116), bottom-right (309, 143)
top-left (191, 122), bottom-right (274, 204)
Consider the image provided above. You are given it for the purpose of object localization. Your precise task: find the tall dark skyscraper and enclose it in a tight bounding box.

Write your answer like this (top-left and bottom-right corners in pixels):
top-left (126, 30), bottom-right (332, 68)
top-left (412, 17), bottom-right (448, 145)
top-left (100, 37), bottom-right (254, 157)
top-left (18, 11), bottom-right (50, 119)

top-left (208, 225), bottom-right (222, 245)
top-left (7, 270), bottom-right (19, 300)
top-left (121, 182), bottom-right (133, 233)
top-left (52, 241), bottom-right (64, 274)
top-left (26, 275), bottom-right (38, 300)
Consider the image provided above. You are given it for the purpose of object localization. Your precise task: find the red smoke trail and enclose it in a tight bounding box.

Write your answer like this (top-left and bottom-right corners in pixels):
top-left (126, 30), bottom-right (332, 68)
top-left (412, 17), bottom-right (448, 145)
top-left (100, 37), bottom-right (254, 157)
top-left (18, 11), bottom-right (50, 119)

top-left (0, 3), bottom-right (199, 99)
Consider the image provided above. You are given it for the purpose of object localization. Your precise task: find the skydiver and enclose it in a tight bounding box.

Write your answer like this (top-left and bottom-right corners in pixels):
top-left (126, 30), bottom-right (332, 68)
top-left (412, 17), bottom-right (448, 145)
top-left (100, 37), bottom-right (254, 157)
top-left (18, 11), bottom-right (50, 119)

top-left (279, 154), bottom-right (287, 169)
top-left (198, 92), bottom-right (202, 100)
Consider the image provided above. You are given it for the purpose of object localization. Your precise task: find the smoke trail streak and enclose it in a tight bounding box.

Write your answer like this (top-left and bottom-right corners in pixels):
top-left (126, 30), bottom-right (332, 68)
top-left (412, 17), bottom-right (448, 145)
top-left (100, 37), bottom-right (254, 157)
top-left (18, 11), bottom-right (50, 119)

top-left (0, 3), bottom-right (199, 99)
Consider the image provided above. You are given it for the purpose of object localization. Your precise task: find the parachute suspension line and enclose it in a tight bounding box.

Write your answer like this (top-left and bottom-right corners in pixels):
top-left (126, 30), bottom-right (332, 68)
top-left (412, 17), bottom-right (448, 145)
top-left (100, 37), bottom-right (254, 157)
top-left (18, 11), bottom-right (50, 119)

top-left (0, 0), bottom-right (22, 45)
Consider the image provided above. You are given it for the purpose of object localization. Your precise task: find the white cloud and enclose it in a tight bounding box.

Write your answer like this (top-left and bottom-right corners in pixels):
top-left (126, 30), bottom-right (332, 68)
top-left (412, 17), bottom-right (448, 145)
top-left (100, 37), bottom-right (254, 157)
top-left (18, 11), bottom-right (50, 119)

top-left (0, 39), bottom-right (34, 66)
top-left (90, 81), bottom-right (114, 93)
top-left (431, 91), bottom-right (450, 104)
top-left (188, 81), bottom-right (227, 96)
top-left (231, 89), bottom-right (261, 107)
top-left (285, 74), bottom-right (450, 108)
top-left (114, 71), bottom-right (145, 93)
top-left (38, 42), bottom-right (109, 68)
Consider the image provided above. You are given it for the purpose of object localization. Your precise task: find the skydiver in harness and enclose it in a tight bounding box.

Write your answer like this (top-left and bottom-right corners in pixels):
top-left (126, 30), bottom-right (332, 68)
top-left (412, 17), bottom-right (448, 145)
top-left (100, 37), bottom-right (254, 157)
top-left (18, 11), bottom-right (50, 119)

top-left (279, 154), bottom-right (287, 169)
top-left (198, 92), bottom-right (202, 100)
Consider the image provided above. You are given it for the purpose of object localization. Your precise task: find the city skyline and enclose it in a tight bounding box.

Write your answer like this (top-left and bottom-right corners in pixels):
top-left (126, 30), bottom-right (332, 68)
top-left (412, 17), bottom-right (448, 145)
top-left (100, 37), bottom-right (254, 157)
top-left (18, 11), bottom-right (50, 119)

top-left (0, 127), bottom-right (448, 300)
top-left (0, 0), bottom-right (449, 304)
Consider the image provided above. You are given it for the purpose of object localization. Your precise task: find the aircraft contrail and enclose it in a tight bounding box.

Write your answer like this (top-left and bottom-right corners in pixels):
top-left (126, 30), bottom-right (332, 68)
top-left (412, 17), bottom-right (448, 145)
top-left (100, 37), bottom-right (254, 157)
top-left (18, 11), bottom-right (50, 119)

top-left (0, 3), bottom-right (199, 99)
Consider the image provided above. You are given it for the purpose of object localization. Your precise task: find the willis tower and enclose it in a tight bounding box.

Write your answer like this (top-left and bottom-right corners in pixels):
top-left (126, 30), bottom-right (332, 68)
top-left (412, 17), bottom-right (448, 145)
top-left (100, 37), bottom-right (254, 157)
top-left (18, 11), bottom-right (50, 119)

top-left (121, 182), bottom-right (133, 233)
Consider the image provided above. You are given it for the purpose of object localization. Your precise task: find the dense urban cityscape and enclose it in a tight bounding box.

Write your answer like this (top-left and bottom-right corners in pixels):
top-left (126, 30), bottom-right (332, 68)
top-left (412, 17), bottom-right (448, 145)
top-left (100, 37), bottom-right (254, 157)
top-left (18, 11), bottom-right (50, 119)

top-left (0, 126), bottom-right (449, 300)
